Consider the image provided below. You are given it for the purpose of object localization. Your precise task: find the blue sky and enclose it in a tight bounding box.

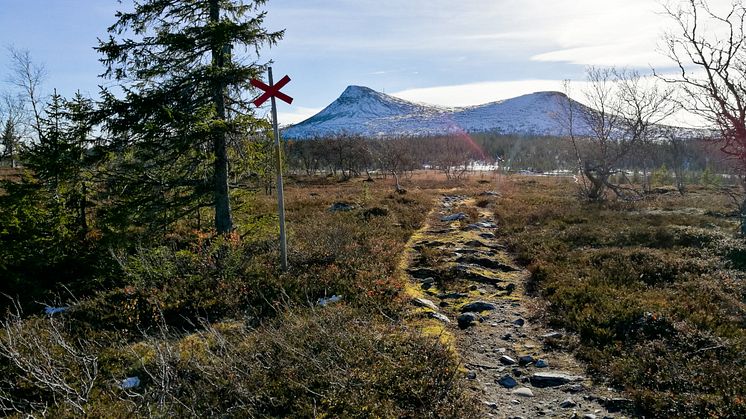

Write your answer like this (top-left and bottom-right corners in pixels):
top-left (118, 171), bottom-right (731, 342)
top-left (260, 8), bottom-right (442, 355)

top-left (0, 0), bottom-right (725, 125)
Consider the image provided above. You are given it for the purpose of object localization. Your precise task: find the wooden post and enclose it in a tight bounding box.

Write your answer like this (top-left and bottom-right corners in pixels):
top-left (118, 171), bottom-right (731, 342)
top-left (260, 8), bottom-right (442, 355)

top-left (268, 67), bottom-right (288, 271)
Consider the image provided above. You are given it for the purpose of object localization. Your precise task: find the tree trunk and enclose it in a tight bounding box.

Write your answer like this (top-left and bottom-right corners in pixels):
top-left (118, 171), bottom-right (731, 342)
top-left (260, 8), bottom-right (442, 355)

top-left (740, 194), bottom-right (746, 236)
top-left (210, 0), bottom-right (233, 234)
top-left (583, 167), bottom-right (607, 201)
top-left (392, 170), bottom-right (403, 191)
top-left (79, 182), bottom-right (88, 235)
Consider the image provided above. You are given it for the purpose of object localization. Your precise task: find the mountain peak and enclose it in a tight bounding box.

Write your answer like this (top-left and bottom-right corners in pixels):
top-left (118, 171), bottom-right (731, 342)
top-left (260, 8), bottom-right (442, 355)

top-left (340, 85), bottom-right (377, 99)
top-left (283, 85), bottom-right (590, 139)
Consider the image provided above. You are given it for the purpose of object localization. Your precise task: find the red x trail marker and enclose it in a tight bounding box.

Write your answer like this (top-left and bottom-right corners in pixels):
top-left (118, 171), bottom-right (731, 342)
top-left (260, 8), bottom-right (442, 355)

top-left (252, 67), bottom-right (292, 272)
top-left (251, 75), bottom-right (293, 106)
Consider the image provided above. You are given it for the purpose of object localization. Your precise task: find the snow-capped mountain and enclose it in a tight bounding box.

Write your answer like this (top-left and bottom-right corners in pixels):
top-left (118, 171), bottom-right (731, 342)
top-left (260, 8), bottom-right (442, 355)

top-left (282, 86), bottom-right (592, 139)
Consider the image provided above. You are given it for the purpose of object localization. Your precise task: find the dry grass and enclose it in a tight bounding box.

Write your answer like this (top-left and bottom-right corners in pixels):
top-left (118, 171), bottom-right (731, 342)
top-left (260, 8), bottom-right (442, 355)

top-left (493, 176), bottom-right (746, 418)
top-left (0, 172), bottom-right (482, 418)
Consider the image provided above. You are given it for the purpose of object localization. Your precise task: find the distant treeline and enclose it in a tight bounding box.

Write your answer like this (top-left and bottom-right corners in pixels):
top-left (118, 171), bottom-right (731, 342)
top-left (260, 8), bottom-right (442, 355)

top-left (285, 133), bottom-right (736, 180)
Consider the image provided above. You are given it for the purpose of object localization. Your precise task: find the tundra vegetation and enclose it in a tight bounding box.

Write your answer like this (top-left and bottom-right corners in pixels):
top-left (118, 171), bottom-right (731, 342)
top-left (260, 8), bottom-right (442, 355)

top-left (0, 0), bottom-right (745, 417)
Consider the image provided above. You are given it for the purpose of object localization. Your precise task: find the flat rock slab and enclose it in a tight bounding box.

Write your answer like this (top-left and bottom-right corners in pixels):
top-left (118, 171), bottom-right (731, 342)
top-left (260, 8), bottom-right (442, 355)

top-left (461, 301), bottom-right (497, 312)
top-left (456, 256), bottom-right (520, 272)
top-left (454, 265), bottom-right (500, 284)
top-left (441, 213), bottom-right (467, 222)
top-left (530, 372), bottom-right (583, 388)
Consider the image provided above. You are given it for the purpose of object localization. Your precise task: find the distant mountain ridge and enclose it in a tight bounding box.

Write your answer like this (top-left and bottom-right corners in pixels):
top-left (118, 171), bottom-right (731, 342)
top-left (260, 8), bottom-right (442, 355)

top-left (283, 86), bottom-right (593, 139)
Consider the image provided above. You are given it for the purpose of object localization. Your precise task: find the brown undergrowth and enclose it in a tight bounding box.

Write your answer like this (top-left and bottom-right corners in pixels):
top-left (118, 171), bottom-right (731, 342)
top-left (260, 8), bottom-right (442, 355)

top-left (493, 176), bottom-right (746, 418)
top-left (0, 176), bottom-right (478, 417)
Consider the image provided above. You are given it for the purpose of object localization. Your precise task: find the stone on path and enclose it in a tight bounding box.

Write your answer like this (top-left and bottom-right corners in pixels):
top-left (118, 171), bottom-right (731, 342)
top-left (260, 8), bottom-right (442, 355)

top-left (518, 355), bottom-right (535, 366)
top-left (457, 255), bottom-right (519, 272)
top-left (461, 301), bottom-right (497, 312)
top-left (441, 213), bottom-right (466, 222)
top-left (512, 387), bottom-right (535, 397)
top-left (499, 355), bottom-right (517, 365)
top-left (457, 312), bottom-right (480, 328)
top-left (535, 359), bottom-right (549, 368)
top-left (560, 398), bottom-right (577, 408)
top-left (497, 374), bottom-right (518, 389)
top-left (530, 372), bottom-right (583, 388)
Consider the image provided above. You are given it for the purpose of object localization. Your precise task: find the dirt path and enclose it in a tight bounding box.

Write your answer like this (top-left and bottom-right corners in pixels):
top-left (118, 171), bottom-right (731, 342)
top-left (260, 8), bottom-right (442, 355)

top-left (404, 192), bottom-right (633, 419)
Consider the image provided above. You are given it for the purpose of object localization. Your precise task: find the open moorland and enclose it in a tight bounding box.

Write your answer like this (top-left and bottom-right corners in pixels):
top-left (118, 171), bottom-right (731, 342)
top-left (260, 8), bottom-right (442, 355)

top-left (1, 169), bottom-right (744, 418)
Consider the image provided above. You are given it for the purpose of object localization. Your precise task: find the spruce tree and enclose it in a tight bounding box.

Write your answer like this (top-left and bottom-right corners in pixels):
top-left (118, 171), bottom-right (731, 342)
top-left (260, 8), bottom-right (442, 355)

top-left (25, 91), bottom-right (97, 234)
top-left (1, 119), bottom-right (19, 168)
top-left (97, 0), bottom-right (283, 234)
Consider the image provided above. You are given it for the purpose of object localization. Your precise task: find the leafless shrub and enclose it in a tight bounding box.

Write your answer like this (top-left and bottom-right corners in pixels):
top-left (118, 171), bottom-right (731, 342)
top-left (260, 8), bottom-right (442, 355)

top-left (0, 302), bottom-right (98, 416)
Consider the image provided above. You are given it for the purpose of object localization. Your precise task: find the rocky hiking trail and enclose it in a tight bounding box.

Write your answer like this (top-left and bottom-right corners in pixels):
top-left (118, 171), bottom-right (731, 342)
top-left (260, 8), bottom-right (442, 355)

top-left (404, 192), bottom-right (633, 419)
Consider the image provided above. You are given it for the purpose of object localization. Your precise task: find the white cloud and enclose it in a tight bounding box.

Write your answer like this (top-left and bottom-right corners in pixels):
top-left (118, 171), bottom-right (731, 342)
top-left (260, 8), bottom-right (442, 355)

top-left (532, 44), bottom-right (672, 68)
top-left (393, 76), bottom-right (707, 128)
top-left (274, 0), bottom-right (734, 68)
top-left (278, 106), bottom-right (323, 126)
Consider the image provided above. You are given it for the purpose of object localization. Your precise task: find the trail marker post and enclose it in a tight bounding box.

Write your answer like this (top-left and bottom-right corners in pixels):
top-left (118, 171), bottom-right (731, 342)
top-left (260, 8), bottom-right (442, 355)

top-left (251, 67), bottom-right (293, 271)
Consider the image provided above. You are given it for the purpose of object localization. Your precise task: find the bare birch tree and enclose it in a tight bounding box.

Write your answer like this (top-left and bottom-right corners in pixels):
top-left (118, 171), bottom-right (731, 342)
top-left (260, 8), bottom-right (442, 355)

top-left (660, 0), bottom-right (746, 230)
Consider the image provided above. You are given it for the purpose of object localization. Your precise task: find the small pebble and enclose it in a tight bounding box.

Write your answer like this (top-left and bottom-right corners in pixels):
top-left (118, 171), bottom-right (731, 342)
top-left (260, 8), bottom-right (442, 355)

top-left (560, 398), bottom-right (577, 408)
top-left (499, 355), bottom-right (517, 365)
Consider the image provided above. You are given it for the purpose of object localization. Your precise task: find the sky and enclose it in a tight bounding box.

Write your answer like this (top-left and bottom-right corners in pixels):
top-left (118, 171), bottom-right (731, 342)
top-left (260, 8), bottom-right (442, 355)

top-left (0, 0), bottom-right (728, 126)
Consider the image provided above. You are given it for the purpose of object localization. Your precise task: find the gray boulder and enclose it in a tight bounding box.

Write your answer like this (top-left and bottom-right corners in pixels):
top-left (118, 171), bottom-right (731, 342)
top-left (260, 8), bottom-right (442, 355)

top-left (461, 301), bottom-right (497, 312)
